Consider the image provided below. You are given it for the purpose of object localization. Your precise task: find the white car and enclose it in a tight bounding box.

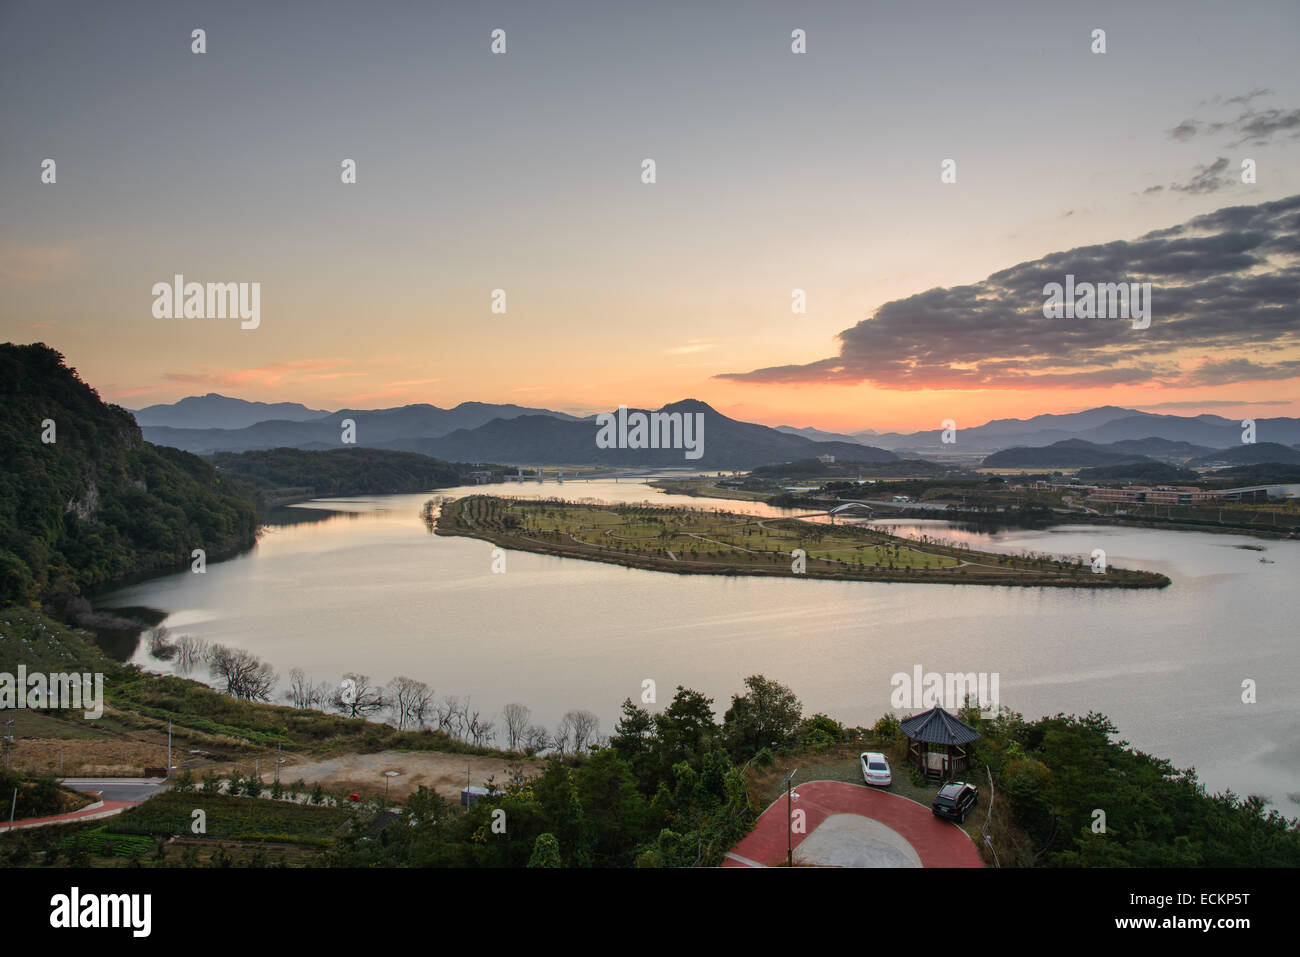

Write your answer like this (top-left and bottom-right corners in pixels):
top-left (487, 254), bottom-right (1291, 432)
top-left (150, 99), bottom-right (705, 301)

top-left (860, 751), bottom-right (892, 787)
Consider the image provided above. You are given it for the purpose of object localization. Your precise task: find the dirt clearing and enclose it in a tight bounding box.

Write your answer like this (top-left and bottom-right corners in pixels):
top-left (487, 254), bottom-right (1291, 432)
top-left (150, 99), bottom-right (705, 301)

top-left (273, 750), bottom-right (537, 801)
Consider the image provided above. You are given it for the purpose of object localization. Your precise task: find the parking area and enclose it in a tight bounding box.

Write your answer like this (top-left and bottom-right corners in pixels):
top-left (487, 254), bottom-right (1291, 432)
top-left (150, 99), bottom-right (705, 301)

top-left (725, 779), bottom-right (983, 868)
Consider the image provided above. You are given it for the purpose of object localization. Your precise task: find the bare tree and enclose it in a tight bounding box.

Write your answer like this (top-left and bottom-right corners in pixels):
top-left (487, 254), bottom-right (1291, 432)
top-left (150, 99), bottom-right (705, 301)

top-left (466, 708), bottom-right (495, 747)
top-left (436, 694), bottom-right (470, 740)
top-left (208, 644), bottom-right (277, 701)
top-left (301, 681), bottom-right (327, 712)
top-left (523, 724), bottom-right (551, 754)
top-left (553, 713), bottom-right (574, 755)
top-left (308, 682), bottom-right (331, 710)
top-left (502, 703), bottom-right (531, 751)
top-left (286, 668), bottom-right (323, 710)
top-left (386, 676), bottom-right (432, 730)
top-left (565, 709), bottom-right (599, 753)
top-left (330, 673), bottom-right (385, 718)
top-left (285, 670), bottom-right (333, 712)
top-left (174, 635), bottom-right (209, 673)
top-left (434, 695), bottom-right (455, 735)
top-left (408, 682), bottom-right (435, 728)
top-left (146, 627), bottom-right (177, 661)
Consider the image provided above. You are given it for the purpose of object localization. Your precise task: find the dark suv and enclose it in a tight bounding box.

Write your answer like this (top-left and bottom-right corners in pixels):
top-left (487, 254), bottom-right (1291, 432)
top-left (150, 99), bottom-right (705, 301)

top-left (932, 782), bottom-right (979, 822)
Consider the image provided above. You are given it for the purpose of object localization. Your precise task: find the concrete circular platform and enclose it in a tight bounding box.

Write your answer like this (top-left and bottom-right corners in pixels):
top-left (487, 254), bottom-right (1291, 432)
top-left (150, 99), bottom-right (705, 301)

top-left (724, 779), bottom-right (983, 868)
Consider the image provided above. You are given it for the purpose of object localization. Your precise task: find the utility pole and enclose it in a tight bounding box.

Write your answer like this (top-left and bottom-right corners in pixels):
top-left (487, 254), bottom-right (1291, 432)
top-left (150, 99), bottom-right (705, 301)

top-left (2, 718), bottom-right (13, 769)
top-left (8, 787), bottom-right (15, 831)
top-left (167, 719), bottom-right (172, 780)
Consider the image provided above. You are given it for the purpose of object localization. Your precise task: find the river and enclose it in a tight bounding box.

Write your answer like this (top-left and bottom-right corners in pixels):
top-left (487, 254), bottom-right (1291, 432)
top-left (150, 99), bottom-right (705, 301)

top-left (96, 476), bottom-right (1300, 813)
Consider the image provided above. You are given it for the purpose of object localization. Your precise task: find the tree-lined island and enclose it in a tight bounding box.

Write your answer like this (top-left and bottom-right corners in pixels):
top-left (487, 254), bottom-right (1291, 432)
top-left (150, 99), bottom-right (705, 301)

top-left (432, 496), bottom-right (1170, 588)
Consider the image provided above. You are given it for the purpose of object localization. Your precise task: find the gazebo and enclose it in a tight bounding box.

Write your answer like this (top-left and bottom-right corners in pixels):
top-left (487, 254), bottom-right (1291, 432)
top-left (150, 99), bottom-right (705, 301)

top-left (899, 705), bottom-right (980, 782)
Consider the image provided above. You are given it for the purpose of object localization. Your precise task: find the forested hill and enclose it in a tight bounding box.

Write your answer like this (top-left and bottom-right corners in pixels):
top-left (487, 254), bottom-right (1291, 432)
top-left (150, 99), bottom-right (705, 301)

top-left (0, 343), bottom-right (258, 606)
top-left (211, 447), bottom-right (470, 499)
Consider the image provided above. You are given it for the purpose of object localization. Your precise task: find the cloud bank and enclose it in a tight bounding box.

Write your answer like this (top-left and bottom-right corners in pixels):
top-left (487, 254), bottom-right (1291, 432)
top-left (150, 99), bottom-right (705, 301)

top-left (716, 195), bottom-right (1300, 391)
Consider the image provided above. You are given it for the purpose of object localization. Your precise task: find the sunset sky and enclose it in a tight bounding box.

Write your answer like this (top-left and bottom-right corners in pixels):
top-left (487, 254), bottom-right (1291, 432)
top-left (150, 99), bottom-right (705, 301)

top-left (2, 1), bottom-right (1298, 431)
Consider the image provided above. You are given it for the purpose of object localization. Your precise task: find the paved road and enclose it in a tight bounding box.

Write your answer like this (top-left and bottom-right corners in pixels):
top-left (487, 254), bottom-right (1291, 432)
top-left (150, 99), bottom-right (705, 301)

top-left (5, 800), bottom-right (137, 832)
top-left (2, 779), bottom-right (167, 832)
top-left (60, 778), bottom-right (168, 803)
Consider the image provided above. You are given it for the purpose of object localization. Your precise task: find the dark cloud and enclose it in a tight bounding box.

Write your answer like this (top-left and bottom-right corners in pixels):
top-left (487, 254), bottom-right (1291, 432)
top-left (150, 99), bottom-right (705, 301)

top-left (1169, 92), bottom-right (1300, 147)
top-left (716, 195), bottom-right (1300, 391)
top-left (1170, 157), bottom-right (1233, 194)
top-left (1228, 108), bottom-right (1300, 146)
top-left (1225, 88), bottom-right (1272, 107)
top-left (1183, 358), bottom-right (1300, 386)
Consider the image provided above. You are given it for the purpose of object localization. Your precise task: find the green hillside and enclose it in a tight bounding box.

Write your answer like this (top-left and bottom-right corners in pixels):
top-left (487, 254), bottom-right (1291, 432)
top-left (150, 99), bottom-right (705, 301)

top-left (0, 343), bottom-right (258, 605)
top-left (1075, 461), bottom-right (1201, 484)
top-left (210, 446), bottom-right (468, 498)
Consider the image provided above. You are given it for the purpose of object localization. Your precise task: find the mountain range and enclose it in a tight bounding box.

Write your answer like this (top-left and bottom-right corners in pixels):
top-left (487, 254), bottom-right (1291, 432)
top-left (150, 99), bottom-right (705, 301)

top-left (138, 398), bottom-right (584, 453)
top-left (982, 438), bottom-right (1300, 469)
top-left (842, 407), bottom-right (1300, 451)
top-left (133, 393), bottom-right (332, 430)
top-left (135, 397), bottom-right (898, 469)
top-left (132, 394), bottom-right (1300, 469)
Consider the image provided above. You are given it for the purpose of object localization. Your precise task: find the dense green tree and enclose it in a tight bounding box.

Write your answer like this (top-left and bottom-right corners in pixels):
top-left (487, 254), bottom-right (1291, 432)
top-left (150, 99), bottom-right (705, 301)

top-left (574, 749), bottom-right (649, 865)
top-left (530, 759), bottom-right (590, 866)
top-left (527, 833), bottom-right (562, 868)
top-left (0, 343), bottom-right (257, 605)
top-left (211, 447), bottom-right (466, 498)
top-left (972, 708), bottom-right (1300, 867)
top-left (721, 674), bottom-right (802, 761)
top-left (610, 697), bottom-right (656, 781)
top-left (655, 686), bottom-right (717, 770)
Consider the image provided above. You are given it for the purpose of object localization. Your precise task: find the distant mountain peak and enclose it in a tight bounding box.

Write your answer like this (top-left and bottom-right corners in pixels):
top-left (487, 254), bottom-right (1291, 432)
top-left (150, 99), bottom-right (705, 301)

top-left (658, 398), bottom-right (717, 414)
top-left (132, 394), bottom-right (332, 430)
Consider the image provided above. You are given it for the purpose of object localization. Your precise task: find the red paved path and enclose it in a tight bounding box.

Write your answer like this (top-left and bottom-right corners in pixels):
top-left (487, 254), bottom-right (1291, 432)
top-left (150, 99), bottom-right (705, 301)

top-left (3, 799), bottom-right (135, 832)
top-left (725, 779), bottom-right (983, 868)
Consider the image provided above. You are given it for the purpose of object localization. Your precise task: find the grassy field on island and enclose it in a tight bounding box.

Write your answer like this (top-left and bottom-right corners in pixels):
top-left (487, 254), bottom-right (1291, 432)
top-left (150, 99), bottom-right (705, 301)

top-left (432, 496), bottom-right (1170, 588)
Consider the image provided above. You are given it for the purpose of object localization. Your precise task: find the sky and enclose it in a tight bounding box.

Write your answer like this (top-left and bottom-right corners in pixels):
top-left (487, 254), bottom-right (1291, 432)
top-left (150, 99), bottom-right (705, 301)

top-left (1, 0), bottom-right (1298, 431)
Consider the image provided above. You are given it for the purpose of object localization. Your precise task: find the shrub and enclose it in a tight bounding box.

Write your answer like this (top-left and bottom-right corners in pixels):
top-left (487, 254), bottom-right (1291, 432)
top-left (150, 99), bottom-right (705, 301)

top-left (528, 832), bottom-right (562, 868)
top-left (802, 728), bottom-right (835, 753)
top-left (872, 714), bottom-right (901, 744)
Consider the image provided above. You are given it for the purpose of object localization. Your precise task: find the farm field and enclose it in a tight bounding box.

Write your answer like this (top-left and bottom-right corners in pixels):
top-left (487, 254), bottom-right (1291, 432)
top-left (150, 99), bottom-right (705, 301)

top-left (105, 790), bottom-right (348, 846)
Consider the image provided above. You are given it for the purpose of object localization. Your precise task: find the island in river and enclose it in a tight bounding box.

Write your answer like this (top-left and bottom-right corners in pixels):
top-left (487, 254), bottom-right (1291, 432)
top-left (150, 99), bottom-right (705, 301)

top-left (432, 496), bottom-right (1170, 588)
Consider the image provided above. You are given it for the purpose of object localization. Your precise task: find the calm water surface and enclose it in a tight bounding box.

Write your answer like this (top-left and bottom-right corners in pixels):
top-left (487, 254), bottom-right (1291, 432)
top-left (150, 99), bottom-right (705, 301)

top-left (97, 478), bottom-right (1300, 812)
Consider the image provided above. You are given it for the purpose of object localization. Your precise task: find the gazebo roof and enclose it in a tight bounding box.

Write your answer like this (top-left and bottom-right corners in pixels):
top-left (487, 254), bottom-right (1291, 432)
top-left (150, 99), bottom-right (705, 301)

top-left (898, 705), bottom-right (980, 746)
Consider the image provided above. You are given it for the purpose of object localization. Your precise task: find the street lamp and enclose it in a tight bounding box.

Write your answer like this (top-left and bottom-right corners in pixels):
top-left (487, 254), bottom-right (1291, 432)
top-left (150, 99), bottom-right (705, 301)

top-left (384, 770), bottom-right (400, 798)
top-left (779, 769), bottom-right (799, 867)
